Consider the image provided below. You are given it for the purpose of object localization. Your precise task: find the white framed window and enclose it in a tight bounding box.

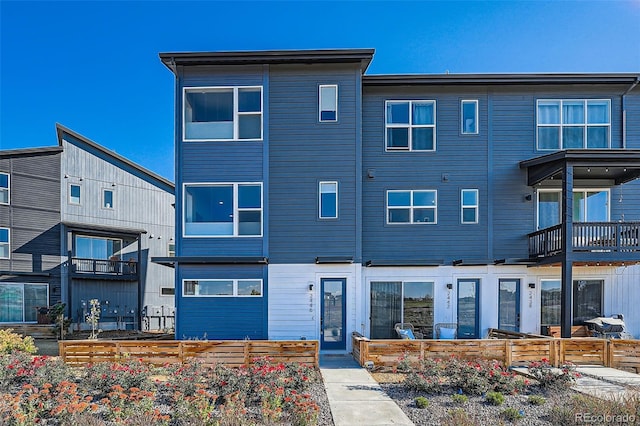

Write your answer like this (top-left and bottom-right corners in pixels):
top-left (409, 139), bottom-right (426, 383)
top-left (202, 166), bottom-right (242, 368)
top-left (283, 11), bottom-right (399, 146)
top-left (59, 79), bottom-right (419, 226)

top-left (183, 86), bottom-right (263, 141)
top-left (0, 172), bottom-right (9, 205)
top-left (183, 279), bottom-right (263, 297)
top-left (537, 99), bottom-right (611, 150)
top-left (387, 190), bottom-right (437, 224)
top-left (69, 184), bottom-right (81, 205)
top-left (385, 100), bottom-right (436, 151)
top-left (319, 181), bottom-right (338, 219)
top-left (168, 243), bottom-right (175, 257)
top-left (319, 85), bottom-right (338, 122)
top-left (461, 100), bottom-right (478, 134)
top-left (461, 189), bottom-right (479, 224)
top-left (0, 228), bottom-right (9, 259)
top-left (536, 188), bottom-right (609, 229)
top-left (183, 183), bottom-right (262, 237)
top-left (103, 189), bottom-right (114, 209)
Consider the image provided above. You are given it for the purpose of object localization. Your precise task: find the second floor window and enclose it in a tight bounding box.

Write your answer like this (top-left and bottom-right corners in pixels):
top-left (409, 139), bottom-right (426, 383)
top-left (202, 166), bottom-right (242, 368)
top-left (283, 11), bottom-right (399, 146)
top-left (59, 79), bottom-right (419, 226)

top-left (0, 228), bottom-right (9, 259)
top-left (537, 189), bottom-right (609, 229)
top-left (184, 183), bottom-right (262, 237)
top-left (319, 181), bottom-right (338, 219)
top-left (0, 173), bottom-right (9, 204)
top-left (387, 190), bottom-right (437, 224)
top-left (386, 100), bottom-right (436, 151)
top-left (75, 235), bottom-right (122, 260)
top-left (537, 99), bottom-right (611, 150)
top-left (461, 189), bottom-right (479, 224)
top-left (184, 86), bottom-right (263, 141)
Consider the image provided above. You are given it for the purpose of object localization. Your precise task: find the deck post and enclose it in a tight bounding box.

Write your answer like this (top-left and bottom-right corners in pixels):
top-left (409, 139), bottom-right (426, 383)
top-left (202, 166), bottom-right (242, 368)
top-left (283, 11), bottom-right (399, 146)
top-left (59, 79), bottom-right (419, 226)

top-left (561, 164), bottom-right (574, 339)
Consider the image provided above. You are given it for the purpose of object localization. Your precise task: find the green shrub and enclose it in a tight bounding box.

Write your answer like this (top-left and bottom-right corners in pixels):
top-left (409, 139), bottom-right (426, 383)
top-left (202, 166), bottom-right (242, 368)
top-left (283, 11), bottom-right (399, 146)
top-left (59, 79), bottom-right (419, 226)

top-left (528, 395), bottom-right (546, 405)
top-left (451, 393), bottom-right (468, 404)
top-left (415, 396), bottom-right (429, 409)
top-left (0, 329), bottom-right (36, 355)
top-left (485, 391), bottom-right (505, 406)
top-left (501, 407), bottom-right (524, 422)
top-left (442, 408), bottom-right (476, 426)
top-left (527, 358), bottom-right (579, 389)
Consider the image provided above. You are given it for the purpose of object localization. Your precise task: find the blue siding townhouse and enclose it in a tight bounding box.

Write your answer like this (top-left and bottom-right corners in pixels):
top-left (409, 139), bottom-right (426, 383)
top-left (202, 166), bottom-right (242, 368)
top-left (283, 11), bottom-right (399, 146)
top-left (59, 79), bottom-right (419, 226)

top-left (157, 49), bottom-right (640, 351)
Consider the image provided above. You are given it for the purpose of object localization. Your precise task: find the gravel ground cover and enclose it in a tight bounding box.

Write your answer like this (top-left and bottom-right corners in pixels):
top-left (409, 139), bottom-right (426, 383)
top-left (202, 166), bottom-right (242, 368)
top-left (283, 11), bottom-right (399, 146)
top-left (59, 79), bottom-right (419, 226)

top-left (378, 381), bottom-right (575, 425)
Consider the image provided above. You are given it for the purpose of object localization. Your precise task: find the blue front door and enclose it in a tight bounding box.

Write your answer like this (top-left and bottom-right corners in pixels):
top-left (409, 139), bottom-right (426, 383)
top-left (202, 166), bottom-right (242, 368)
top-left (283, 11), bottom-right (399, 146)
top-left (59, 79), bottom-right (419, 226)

top-left (321, 278), bottom-right (346, 350)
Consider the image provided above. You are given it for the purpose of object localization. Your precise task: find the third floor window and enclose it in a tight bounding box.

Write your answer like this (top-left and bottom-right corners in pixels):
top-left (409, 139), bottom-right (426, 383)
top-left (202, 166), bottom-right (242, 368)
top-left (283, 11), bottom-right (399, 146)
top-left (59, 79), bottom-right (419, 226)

top-left (183, 86), bottom-right (263, 141)
top-left (385, 100), bottom-right (436, 151)
top-left (537, 99), bottom-right (610, 150)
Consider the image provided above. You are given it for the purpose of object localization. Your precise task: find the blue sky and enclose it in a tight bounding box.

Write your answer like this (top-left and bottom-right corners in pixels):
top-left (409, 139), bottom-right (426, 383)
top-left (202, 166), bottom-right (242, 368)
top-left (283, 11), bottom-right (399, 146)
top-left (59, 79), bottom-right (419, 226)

top-left (1, 1), bottom-right (639, 180)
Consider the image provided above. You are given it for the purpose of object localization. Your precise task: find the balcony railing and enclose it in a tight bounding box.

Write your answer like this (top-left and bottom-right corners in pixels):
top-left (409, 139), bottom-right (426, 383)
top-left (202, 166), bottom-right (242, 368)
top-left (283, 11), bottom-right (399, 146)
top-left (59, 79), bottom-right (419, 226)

top-left (528, 222), bottom-right (640, 259)
top-left (71, 257), bottom-right (138, 279)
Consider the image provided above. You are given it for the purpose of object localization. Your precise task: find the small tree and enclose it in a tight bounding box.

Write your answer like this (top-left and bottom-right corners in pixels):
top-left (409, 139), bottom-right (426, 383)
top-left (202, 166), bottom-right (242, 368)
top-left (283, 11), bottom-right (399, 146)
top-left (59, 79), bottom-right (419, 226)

top-left (86, 299), bottom-right (101, 339)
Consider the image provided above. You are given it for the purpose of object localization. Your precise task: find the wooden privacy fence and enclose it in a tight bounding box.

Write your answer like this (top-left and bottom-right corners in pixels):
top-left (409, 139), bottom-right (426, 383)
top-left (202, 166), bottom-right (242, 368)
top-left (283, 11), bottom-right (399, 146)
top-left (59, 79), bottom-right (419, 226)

top-left (351, 332), bottom-right (640, 372)
top-left (59, 340), bottom-right (319, 367)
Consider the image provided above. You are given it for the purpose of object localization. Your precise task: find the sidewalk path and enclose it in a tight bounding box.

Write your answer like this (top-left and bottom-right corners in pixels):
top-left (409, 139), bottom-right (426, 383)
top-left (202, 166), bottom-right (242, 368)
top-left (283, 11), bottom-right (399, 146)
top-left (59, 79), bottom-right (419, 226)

top-left (319, 354), bottom-right (414, 426)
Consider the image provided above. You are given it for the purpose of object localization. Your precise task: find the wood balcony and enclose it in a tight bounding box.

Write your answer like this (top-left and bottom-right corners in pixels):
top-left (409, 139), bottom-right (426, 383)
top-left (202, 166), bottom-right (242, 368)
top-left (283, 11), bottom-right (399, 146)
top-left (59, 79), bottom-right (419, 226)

top-left (70, 257), bottom-right (138, 281)
top-left (528, 222), bottom-right (640, 260)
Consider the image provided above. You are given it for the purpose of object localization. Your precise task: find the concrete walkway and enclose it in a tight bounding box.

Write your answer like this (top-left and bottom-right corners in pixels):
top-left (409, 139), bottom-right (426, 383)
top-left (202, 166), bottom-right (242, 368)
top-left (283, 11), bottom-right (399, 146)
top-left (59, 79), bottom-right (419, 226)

top-left (319, 354), bottom-right (414, 426)
top-left (513, 365), bottom-right (640, 401)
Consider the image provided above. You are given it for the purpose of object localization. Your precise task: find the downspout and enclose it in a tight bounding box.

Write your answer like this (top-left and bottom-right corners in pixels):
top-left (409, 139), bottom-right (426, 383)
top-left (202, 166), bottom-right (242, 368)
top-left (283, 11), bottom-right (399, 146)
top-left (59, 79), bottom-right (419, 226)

top-left (622, 77), bottom-right (640, 149)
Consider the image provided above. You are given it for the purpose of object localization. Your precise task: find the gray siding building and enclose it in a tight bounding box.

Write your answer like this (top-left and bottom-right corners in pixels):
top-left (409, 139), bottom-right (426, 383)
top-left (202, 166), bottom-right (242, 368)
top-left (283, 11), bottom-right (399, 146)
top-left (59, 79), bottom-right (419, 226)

top-left (0, 125), bottom-right (175, 331)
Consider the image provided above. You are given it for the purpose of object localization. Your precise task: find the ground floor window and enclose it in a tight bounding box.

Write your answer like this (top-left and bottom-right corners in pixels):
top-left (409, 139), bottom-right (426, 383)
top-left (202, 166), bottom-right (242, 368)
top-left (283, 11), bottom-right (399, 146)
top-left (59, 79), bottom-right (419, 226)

top-left (370, 281), bottom-right (434, 339)
top-left (0, 283), bottom-right (48, 322)
top-left (540, 279), bottom-right (603, 326)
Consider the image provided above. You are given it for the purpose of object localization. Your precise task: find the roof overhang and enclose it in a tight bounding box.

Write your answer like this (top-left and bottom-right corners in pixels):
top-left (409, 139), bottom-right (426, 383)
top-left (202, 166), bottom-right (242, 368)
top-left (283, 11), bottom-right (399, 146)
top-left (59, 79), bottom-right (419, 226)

top-left (364, 74), bottom-right (640, 86)
top-left (62, 221), bottom-right (146, 237)
top-left (519, 150), bottom-right (640, 186)
top-left (159, 49), bottom-right (375, 74)
top-left (365, 259), bottom-right (444, 267)
top-left (0, 146), bottom-right (63, 158)
top-left (151, 256), bottom-right (268, 268)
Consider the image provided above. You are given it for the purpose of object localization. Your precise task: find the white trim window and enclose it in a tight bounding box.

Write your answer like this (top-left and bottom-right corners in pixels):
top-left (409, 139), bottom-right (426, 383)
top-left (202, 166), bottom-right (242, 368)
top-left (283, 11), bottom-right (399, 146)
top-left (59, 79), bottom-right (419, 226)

top-left (103, 189), bottom-right (114, 209)
top-left (461, 189), bottom-right (479, 224)
top-left (184, 183), bottom-right (262, 237)
top-left (0, 227), bottom-right (9, 259)
top-left (183, 279), bottom-right (263, 297)
top-left (537, 99), bottom-right (611, 150)
top-left (461, 100), bottom-right (478, 134)
top-left (385, 100), bottom-right (436, 151)
top-left (168, 243), bottom-right (175, 257)
top-left (319, 181), bottom-right (338, 219)
top-left (69, 184), bottom-right (81, 205)
top-left (387, 190), bottom-right (437, 224)
top-left (183, 86), bottom-right (263, 141)
top-left (0, 172), bottom-right (9, 205)
top-left (319, 85), bottom-right (338, 122)
top-left (537, 188), bottom-right (610, 229)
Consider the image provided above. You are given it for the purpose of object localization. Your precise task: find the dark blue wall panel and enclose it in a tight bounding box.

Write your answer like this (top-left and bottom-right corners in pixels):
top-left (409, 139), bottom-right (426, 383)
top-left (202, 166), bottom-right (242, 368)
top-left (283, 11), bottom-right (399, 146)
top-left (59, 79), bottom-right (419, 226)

top-left (176, 264), bottom-right (267, 339)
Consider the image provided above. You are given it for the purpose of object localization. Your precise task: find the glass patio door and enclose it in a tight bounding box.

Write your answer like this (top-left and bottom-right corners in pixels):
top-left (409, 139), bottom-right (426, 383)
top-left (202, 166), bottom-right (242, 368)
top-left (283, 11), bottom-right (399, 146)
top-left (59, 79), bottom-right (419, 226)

top-left (498, 279), bottom-right (520, 332)
top-left (321, 278), bottom-right (346, 350)
top-left (457, 279), bottom-right (480, 339)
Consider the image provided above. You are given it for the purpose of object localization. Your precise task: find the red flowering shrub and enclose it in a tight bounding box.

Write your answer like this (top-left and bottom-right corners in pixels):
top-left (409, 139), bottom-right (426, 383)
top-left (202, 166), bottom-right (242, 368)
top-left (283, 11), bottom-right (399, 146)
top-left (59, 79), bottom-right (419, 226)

top-left (84, 358), bottom-right (152, 395)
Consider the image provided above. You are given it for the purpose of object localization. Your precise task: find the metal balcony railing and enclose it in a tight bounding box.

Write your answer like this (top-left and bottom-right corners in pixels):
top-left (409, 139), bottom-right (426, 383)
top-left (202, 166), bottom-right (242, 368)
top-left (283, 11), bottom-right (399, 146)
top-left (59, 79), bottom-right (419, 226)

top-left (71, 257), bottom-right (138, 278)
top-left (528, 222), bottom-right (640, 258)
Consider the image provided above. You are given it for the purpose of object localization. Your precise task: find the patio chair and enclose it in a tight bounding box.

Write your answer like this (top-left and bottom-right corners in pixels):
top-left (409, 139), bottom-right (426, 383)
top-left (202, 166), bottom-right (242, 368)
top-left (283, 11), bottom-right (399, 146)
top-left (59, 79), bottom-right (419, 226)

top-left (394, 323), bottom-right (424, 339)
top-left (435, 323), bottom-right (457, 339)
